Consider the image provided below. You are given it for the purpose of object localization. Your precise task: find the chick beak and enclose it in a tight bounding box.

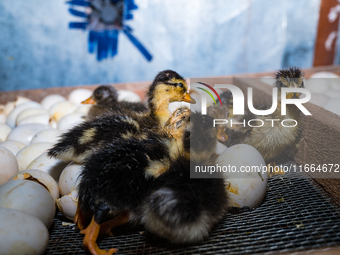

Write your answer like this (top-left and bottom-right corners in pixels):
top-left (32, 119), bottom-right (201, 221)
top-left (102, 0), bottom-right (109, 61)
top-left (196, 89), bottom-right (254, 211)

top-left (81, 97), bottom-right (96, 105)
top-left (182, 93), bottom-right (196, 104)
top-left (217, 127), bottom-right (228, 142)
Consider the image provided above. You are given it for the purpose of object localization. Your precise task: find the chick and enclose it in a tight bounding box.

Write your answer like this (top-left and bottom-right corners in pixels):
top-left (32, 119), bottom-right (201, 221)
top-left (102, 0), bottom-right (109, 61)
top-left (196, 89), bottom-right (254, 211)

top-left (138, 112), bottom-right (228, 243)
top-left (82, 85), bottom-right (147, 119)
top-left (48, 70), bottom-right (195, 164)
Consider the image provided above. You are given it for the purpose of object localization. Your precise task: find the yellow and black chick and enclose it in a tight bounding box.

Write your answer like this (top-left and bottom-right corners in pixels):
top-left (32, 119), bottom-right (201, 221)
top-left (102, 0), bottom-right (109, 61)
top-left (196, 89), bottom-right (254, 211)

top-left (48, 70), bottom-right (195, 164)
top-left (82, 85), bottom-right (147, 119)
top-left (137, 112), bottom-right (228, 244)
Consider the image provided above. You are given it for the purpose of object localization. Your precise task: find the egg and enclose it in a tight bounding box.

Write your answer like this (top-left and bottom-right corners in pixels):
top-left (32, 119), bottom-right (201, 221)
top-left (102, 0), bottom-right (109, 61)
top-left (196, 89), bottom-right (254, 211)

top-left (0, 147), bottom-right (19, 185)
top-left (323, 98), bottom-right (340, 115)
top-left (0, 105), bottom-right (6, 123)
top-left (68, 88), bottom-right (93, 104)
top-left (329, 79), bottom-right (340, 91)
top-left (7, 124), bottom-right (52, 144)
top-left (304, 79), bottom-right (329, 94)
top-left (0, 140), bottom-right (26, 155)
top-left (215, 142), bottom-right (228, 155)
top-left (75, 104), bottom-right (91, 115)
top-left (3, 96), bottom-right (32, 117)
top-left (17, 112), bottom-right (51, 126)
top-left (40, 94), bottom-right (66, 111)
top-left (0, 180), bottom-right (55, 228)
top-left (216, 144), bottom-right (268, 209)
top-left (11, 169), bottom-right (60, 201)
top-left (117, 90), bottom-right (142, 102)
top-left (323, 90), bottom-right (340, 99)
top-left (0, 208), bottom-right (49, 255)
top-left (16, 108), bottom-right (49, 126)
top-left (27, 152), bottom-right (68, 182)
top-left (49, 101), bottom-right (79, 122)
top-left (57, 112), bottom-right (86, 131)
top-left (0, 123), bottom-right (12, 141)
top-left (309, 71), bottom-right (340, 78)
top-left (59, 164), bottom-right (82, 196)
top-left (6, 101), bottom-right (42, 128)
top-left (56, 190), bottom-right (78, 220)
top-left (16, 142), bottom-right (54, 171)
top-left (260, 76), bottom-right (276, 86)
top-left (30, 129), bottom-right (63, 144)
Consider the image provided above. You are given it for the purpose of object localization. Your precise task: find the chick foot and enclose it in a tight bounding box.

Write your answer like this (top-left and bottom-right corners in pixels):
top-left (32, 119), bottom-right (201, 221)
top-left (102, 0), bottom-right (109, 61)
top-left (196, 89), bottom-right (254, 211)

top-left (74, 202), bottom-right (86, 231)
top-left (80, 216), bottom-right (118, 255)
top-left (99, 211), bottom-right (130, 236)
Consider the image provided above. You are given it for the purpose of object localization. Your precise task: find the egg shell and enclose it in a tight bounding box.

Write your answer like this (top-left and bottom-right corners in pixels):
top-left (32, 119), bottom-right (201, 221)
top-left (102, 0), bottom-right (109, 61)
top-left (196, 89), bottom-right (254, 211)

top-left (7, 124), bottom-right (52, 145)
top-left (57, 112), bottom-right (86, 131)
top-left (49, 101), bottom-right (79, 122)
top-left (30, 129), bottom-right (63, 144)
top-left (11, 169), bottom-right (60, 201)
top-left (41, 94), bottom-right (66, 111)
top-left (56, 190), bottom-right (78, 220)
top-left (0, 140), bottom-right (26, 155)
top-left (117, 90), bottom-right (142, 102)
top-left (216, 144), bottom-right (268, 209)
top-left (215, 142), bottom-right (228, 155)
top-left (6, 101), bottom-right (42, 128)
top-left (0, 147), bottom-right (19, 185)
top-left (323, 98), bottom-right (340, 115)
top-left (0, 180), bottom-right (55, 228)
top-left (0, 208), bottom-right (49, 255)
top-left (59, 164), bottom-right (82, 196)
top-left (0, 123), bottom-right (11, 141)
top-left (68, 88), bottom-right (93, 104)
top-left (16, 142), bottom-right (54, 171)
top-left (16, 108), bottom-right (48, 126)
top-left (27, 152), bottom-right (68, 183)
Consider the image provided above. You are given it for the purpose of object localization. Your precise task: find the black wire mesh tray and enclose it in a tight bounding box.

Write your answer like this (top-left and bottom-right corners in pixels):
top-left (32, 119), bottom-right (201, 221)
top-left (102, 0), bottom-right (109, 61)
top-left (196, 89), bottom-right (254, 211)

top-left (46, 172), bottom-right (340, 254)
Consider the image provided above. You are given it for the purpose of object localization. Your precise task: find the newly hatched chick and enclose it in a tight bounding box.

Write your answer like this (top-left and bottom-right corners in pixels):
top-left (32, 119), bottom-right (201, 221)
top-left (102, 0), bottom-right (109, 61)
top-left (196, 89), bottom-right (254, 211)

top-left (48, 70), bottom-right (195, 164)
top-left (138, 112), bottom-right (228, 244)
top-left (221, 67), bottom-right (303, 164)
top-left (82, 85), bottom-right (147, 119)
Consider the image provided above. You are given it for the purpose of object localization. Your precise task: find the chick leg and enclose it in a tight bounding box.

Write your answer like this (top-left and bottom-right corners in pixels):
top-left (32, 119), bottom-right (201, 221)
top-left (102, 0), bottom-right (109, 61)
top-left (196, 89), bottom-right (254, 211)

top-left (99, 211), bottom-right (130, 236)
top-left (74, 202), bottom-right (86, 230)
top-left (80, 203), bottom-right (117, 255)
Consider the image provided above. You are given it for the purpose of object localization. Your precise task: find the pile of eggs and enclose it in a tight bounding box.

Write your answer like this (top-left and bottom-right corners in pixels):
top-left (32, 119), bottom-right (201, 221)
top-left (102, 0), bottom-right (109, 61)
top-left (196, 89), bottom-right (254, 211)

top-left (0, 88), bottom-right (142, 255)
top-left (0, 86), bottom-right (269, 254)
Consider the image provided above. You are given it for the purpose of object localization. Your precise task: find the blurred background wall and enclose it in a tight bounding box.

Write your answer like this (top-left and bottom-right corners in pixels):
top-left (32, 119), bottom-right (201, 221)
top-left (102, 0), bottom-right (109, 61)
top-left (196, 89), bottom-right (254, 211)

top-left (0, 0), bottom-right (337, 91)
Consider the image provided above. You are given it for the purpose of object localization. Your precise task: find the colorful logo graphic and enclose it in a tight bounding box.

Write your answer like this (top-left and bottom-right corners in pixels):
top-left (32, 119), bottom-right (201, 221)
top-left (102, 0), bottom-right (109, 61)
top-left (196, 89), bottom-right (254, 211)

top-left (196, 82), bottom-right (223, 106)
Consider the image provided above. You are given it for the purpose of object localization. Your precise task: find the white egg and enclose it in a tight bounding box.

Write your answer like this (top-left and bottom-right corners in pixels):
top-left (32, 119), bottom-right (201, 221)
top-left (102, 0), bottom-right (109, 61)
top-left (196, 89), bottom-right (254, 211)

top-left (323, 98), bottom-right (340, 115)
top-left (304, 79), bottom-right (329, 94)
top-left (168, 102), bottom-right (190, 113)
top-left (11, 169), bottom-right (60, 201)
top-left (27, 152), bottom-right (68, 183)
top-left (3, 97), bottom-right (32, 117)
top-left (16, 142), bottom-right (54, 171)
top-left (75, 104), bottom-right (92, 115)
top-left (0, 180), bottom-right (55, 228)
top-left (56, 190), bottom-right (78, 220)
top-left (0, 147), bottom-right (19, 185)
top-left (118, 90), bottom-right (142, 102)
top-left (0, 140), bottom-right (26, 155)
top-left (0, 123), bottom-right (11, 141)
top-left (216, 144), bottom-right (268, 209)
top-left (49, 101), bottom-right (79, 122)
top-left (215, 142), bottom-right (228, 155)
top-left (59, 164), bottom-right (82, 196)
top-left (57, 112), bottom-right (86, 131)
top-left (17, 112), bottom-right (51, 126)
top-left (41, 94), bottom-right (66, 111)
top-left (309, 93), bottom-right (330, 107)
top-left (7, 124), bottom-right (52, 144)
top-left (16, 108), bottom-right (48, 126)
top-left (6, 101), bottom-right (42, 128)
top-left (30, 129), bottom-right (63, 144)
top-left (68, 88), bottom-right (93, 104)
top-left (310, 71), bottom-right (340, 78)
top-left (0, 208), bottom-right (49, 255)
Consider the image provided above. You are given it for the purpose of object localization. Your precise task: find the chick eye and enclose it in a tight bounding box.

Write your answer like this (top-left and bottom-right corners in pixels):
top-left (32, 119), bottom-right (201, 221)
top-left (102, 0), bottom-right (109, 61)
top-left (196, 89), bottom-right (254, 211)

top-left (95, 90), bottom-right (102, 96)
top-left (177, 83), bottom-right (184, 88)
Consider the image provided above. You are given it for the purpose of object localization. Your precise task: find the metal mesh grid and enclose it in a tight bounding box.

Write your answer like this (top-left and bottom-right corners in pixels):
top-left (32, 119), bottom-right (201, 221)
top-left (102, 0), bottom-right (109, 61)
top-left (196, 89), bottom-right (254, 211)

top-left (46, 172), bottom-right (340, 255)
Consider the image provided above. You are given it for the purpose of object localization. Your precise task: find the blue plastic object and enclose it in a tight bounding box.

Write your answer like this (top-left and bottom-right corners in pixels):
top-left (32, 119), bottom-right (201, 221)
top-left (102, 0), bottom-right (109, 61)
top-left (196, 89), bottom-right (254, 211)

top-left (67, 0), bottom-right (152, 61)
